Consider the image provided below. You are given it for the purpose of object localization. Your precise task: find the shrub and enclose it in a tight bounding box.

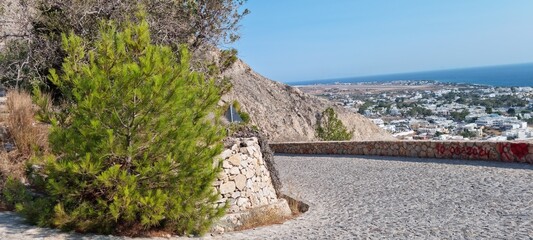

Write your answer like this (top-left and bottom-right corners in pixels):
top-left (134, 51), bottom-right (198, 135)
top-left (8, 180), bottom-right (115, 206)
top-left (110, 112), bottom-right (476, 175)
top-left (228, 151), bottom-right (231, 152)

top-left (18, 16), bottom-right (225, 236)
top-left (228, 100), bottom-right (250, 124)
top-left (315, 107), bottom-right (353, 141)
top-left (239, 111), bottom-right (251, 123)
top-left (2, 177), bottom-right (31, 210)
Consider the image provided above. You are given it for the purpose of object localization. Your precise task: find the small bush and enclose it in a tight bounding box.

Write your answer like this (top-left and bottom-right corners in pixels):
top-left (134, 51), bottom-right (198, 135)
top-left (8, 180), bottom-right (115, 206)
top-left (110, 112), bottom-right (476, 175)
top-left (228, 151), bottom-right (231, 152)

top-left (239, 111), bottom-right (250, 123)
top-left (227, 100), bottom-right (251, 124)
top-left (315, 107), bottom-right (354, 141)
top-left (1, 177), bottom-right (31, 210)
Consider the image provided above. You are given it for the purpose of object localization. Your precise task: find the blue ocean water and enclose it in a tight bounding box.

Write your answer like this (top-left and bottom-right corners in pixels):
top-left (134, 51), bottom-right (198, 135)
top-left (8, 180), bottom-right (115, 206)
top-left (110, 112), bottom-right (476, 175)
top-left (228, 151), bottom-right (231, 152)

top-left (289, 63), bottom-right (533, 87)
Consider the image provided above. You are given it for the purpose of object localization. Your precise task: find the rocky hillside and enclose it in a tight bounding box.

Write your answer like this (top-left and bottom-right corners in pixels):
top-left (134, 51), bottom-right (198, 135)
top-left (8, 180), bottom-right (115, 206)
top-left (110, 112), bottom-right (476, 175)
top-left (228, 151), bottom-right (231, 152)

top-left (221, 59), bottom-right (394, 142)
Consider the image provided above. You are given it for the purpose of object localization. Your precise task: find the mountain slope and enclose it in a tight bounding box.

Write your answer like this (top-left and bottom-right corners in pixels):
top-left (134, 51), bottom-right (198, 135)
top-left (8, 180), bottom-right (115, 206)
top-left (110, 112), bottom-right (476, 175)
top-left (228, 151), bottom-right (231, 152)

top-left (221, 59), bottom-right (394, 142)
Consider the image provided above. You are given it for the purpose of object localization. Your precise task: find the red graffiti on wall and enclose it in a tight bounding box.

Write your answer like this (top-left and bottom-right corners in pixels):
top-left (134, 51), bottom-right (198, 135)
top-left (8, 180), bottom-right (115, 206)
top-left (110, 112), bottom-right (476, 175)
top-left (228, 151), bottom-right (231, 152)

top-left (497, 143), bottom-right (529, 161)
top-left (435, 143), bottom-right (491, 158)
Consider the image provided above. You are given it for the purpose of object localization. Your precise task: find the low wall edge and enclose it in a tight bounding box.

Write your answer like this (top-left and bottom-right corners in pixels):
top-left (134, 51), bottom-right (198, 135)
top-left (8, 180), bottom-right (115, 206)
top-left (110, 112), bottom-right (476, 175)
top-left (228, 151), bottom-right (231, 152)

top-left (269, 141), bottom-right (533, 164)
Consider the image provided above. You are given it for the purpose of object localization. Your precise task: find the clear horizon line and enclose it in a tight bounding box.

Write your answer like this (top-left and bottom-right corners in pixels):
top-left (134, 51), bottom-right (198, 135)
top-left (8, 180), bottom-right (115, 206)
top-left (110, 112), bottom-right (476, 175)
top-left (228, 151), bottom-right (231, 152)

top-left (285, 61), bottom-right (533, 84)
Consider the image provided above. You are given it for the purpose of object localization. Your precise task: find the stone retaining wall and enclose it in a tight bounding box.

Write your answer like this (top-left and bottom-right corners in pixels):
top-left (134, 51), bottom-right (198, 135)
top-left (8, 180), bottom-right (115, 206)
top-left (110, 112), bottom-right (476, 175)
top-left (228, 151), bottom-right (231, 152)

top-left (213, 137), bottom-right (291, 232)
top-left (270, 141), bottom-right (533, 164)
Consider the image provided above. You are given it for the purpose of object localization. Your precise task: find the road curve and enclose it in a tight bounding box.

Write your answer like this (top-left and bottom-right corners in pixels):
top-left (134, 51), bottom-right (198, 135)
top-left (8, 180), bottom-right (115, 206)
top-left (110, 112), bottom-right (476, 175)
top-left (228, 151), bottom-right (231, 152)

top-left (1, 155), bottom-right (532, 239)
top-left (212, 155), bottom-right (533, 240)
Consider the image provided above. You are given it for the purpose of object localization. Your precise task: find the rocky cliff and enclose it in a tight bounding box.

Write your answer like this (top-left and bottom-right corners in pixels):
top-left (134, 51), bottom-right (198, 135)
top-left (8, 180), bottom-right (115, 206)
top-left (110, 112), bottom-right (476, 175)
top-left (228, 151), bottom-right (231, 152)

top-left (221, 59), bottom-right (394, 142)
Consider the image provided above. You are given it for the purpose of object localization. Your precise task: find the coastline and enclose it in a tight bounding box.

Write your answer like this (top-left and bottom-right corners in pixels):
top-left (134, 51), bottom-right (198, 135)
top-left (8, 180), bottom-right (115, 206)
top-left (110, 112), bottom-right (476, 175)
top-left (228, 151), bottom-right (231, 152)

top-left (287, 63), bottom-right (533, 87)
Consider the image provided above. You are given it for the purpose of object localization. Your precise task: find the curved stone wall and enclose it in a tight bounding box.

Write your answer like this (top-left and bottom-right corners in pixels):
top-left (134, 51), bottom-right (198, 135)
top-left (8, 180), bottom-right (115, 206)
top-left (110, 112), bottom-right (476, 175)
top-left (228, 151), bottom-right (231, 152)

top-left (270, 141), bottom-right (533, 164)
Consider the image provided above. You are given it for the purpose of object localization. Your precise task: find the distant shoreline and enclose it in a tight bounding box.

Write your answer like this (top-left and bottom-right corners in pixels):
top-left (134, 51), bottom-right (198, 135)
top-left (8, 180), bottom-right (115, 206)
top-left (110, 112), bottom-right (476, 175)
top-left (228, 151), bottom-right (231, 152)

top-left (288, 62), bottom-right (533, 87)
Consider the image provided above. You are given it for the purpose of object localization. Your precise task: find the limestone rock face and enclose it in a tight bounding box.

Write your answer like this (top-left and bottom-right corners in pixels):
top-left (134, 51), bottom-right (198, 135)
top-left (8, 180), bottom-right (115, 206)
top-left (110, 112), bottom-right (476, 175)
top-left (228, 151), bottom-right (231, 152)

top-left (221, 58), bottom-right (394, 142)
top-left (0, 0), bottom-right (33, 50)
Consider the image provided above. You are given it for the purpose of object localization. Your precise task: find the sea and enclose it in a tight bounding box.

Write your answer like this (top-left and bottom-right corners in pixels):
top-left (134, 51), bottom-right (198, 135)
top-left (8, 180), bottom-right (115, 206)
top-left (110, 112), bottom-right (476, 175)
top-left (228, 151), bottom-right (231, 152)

top-left (289, 63), bottom-right (533, 87)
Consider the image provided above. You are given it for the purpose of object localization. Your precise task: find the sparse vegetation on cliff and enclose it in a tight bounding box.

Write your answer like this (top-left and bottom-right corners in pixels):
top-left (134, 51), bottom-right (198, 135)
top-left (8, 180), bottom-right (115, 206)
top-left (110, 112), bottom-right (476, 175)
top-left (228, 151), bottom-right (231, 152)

top-left (0, 0), bottom-right (248, 91)
top-left (315, 107), bottom-right (354, 141)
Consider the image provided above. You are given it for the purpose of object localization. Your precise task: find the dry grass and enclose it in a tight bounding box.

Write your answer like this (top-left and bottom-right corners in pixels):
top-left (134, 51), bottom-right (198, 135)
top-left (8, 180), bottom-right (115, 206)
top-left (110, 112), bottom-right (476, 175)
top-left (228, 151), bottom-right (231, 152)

top-left (235, 208), bottom-right (289, 231)
top-left (5, 90), bottom-right (48, 157)
top-left (235, 191), bottom-right (309, 231)
top-left (0, 90), bottom-right (49, 210)
top-left (0, 151), bottom-right (26, 181)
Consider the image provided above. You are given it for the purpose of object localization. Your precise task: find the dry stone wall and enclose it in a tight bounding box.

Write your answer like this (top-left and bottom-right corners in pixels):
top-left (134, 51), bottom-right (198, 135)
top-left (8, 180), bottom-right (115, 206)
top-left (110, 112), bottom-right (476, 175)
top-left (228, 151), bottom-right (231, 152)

top-left (270, 141), bottom-right (533, 164)
top-left (212, 137), bottom-right (291, 233)
top-left (215, 137), bottom-right (279, 213)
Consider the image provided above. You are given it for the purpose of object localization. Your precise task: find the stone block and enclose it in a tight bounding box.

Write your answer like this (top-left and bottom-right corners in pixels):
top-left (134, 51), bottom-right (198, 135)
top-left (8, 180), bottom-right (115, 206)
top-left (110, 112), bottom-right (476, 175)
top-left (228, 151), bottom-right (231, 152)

top-left (230, 167), bottom-right (240, 175)
top-left (245, 168), bottom-right (255, 178)
top-left (219, 181), bottom-right (236, 195)
top-left (231, 191), bottom-right (241, 199)
top-left (222, 161), bottom-right (232, 169)
top-left (247, 146), bottom-right (255, 154)
top-left (220, 149), bottom-right (232, 160)
top-left (235, 174), bottom-right (247, 190)
top-left (228, 155), bottom-right (241, 166)
top-left (240, 160), bottom-right (249, 168)
top-left (236, 197), bottom-right (248, 207)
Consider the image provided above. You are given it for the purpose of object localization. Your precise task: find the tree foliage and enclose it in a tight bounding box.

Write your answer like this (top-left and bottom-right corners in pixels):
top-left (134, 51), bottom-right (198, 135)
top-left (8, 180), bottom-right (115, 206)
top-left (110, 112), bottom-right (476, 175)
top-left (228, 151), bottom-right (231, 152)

top-left (406, 106), bottom-right (433, 117)
top-left (316, 107), bottom-right (354, 141)
top-left (450, 109), bottom-right (470, 121)
top-left (16, 17), bottom-right (225, 236)
top-left (0, 0), bottom-right (248, 90)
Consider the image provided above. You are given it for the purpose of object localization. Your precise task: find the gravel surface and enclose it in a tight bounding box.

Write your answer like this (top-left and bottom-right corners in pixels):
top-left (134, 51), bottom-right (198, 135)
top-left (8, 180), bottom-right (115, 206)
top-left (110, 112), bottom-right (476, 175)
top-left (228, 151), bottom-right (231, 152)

top-left (1, 155), bottom-right (532, 239)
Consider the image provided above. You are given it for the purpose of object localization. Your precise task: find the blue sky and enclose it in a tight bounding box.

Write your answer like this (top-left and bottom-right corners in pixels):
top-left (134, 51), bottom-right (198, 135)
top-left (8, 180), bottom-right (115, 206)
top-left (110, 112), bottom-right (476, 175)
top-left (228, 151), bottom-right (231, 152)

top-left (231, 0), bottom-right (533, 83)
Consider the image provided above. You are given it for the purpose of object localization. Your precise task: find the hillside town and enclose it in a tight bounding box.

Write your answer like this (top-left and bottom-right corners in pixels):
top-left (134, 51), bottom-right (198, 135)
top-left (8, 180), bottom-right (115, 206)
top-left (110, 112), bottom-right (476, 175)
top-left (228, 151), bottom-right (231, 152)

top-left (298, 81), bottom-right (533, 141)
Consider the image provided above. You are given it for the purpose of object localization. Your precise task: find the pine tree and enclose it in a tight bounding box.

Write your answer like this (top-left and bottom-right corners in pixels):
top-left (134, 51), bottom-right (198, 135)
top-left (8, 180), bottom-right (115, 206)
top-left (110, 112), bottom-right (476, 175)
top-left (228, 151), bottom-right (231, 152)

top-left (20, 15), bottom-right (225, 236)
top-left (316, 107), bottom-right (354, 141)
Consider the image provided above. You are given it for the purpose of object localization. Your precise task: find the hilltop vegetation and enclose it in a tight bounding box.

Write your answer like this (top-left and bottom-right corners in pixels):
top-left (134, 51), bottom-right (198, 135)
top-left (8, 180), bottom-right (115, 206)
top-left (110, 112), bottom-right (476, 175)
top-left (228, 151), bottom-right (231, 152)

top-left (0, 0), bottom-right (248, 90)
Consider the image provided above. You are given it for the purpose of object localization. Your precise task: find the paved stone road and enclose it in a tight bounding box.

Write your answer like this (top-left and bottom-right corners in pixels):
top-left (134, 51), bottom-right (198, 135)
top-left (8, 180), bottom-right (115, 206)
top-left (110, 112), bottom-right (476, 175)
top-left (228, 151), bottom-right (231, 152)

top-left (211, 155), bottom-right (533, 240)
top-left (1, 155), bottom-right (532, 239)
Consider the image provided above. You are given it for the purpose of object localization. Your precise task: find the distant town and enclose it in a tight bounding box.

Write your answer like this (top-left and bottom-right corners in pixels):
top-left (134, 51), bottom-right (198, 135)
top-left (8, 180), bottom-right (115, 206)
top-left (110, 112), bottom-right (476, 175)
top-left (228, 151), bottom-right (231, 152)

top-left (297, 80), bottom-right (533, 141)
